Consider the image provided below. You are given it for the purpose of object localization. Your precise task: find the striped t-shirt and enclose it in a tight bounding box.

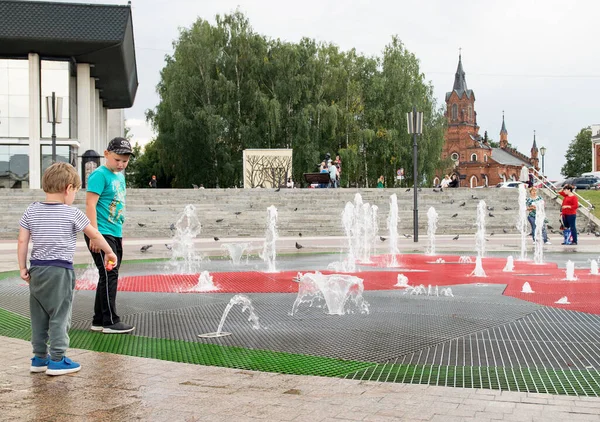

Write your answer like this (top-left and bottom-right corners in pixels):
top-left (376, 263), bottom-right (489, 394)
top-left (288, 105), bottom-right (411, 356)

top-left (19, 202), bottom-right (90, 270)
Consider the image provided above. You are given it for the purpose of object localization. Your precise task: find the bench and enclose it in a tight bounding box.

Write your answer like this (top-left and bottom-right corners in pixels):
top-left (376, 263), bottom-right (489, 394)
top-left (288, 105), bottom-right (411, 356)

top-left (304, 173), bottom-right (331, 186)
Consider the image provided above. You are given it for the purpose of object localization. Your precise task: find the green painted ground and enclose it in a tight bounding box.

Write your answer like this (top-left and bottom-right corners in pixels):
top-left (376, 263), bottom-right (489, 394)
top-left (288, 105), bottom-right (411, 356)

top-left (2, 307), bottom-right (598, 396)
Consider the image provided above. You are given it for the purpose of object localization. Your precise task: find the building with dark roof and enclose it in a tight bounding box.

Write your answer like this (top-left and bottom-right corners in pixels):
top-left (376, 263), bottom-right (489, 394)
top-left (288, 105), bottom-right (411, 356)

top-left (591, 124), bottom-right (600, 173)
top-left (437, 55), bottom-right (538, 188)
top-left (0, 0), bottom-right (138, 189)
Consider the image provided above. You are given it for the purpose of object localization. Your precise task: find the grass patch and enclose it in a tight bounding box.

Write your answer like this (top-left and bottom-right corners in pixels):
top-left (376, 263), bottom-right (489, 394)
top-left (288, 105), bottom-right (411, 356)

top-left (577, 190), bottom-right (600, 219)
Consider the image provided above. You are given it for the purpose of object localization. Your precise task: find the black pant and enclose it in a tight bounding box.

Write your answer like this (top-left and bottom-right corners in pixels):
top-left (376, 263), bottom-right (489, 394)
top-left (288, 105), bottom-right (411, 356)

top-left (84, 234), bottom-right (123, 326)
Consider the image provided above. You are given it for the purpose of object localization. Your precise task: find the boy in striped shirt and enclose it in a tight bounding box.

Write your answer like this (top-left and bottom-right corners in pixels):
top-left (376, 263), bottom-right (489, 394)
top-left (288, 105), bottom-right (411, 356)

top-left (17, 163), bottom-right (118, 376)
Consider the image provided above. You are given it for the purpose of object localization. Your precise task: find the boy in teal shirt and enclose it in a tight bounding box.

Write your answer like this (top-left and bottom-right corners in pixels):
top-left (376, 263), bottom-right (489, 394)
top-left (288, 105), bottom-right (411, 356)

top-left (85, 137), bottom-right (135, 334)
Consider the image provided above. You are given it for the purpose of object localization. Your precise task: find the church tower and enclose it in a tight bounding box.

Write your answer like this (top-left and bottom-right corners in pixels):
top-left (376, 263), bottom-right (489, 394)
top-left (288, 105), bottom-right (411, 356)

top-left (443, 54), bottom-right (480, 161)
top-left (499, 112), bottom-right (508, 149)
top-left (530, 130), bottom-right (539, 170)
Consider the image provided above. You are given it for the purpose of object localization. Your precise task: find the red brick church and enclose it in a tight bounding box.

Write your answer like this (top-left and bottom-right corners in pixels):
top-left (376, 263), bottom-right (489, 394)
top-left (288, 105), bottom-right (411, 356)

top-left (436, 55), bottom-right (538, 188)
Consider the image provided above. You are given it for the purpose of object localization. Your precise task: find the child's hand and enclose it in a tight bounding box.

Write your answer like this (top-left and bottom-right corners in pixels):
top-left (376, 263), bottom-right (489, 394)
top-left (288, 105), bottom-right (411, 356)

top-left (104, 253), bottom-right (118, 271)
top-left (20, 268), bottom-right (30, 283)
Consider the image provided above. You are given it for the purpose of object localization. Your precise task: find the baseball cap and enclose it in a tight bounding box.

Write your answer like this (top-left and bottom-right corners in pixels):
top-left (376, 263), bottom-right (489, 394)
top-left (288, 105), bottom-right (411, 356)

top-left (107, 137), bottom-right (134, 156)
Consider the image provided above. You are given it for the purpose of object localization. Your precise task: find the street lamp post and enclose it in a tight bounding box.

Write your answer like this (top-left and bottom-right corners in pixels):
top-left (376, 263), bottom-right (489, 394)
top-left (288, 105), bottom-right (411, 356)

top-left (539, 146), bottom-right (546, 176)
top-left (406, 106), bottom-right (423, 242)
top-left (46, 92), bottom-right (63, 163)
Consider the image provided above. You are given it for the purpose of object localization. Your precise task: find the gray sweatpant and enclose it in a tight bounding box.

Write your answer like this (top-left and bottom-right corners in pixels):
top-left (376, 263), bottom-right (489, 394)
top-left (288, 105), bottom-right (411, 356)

top-left (28, 266), bottom-right (75, 361)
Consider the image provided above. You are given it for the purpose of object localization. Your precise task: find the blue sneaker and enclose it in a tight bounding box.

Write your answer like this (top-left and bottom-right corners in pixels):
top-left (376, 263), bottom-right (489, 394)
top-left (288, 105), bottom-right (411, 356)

top-left (46, 357), bottom-right (81, 376)
top-left (30, 355), bottom-right (50, 373)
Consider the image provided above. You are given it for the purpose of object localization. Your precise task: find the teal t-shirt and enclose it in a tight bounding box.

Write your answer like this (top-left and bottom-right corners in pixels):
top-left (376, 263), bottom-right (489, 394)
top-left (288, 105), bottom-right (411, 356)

top-left (87, 165), bottom-right (126, 237)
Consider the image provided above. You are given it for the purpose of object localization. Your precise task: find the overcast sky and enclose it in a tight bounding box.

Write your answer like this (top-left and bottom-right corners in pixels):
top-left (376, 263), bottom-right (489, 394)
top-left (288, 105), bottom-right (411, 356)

top-left (64, 0), bottom-right (600, 181)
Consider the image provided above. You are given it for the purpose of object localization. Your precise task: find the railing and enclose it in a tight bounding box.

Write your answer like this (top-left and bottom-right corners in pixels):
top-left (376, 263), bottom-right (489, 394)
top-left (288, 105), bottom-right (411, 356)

top-left (530, 167), bottom-right (594, 210)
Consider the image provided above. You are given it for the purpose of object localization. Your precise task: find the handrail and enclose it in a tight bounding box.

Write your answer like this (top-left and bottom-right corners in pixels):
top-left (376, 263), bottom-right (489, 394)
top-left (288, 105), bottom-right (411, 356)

top-left (529, 167), bottom-right (594, 210)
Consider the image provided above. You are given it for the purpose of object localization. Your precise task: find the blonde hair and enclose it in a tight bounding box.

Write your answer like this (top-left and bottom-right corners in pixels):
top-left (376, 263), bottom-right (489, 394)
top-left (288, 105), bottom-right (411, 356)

top-left (42, 162), bottom-right (81, 193)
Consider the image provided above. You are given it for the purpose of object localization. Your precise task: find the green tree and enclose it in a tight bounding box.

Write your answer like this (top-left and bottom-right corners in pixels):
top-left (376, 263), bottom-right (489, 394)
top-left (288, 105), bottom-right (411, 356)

top-left (561, 128), bottom-right (592, 177)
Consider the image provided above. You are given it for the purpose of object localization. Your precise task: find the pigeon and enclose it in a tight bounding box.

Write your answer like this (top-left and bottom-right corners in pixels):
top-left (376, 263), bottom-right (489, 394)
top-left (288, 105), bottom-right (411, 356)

top-left (138, 223), bottom-right (146, 227)
top-left (294, 208), bottom-right (298, 211)
top-left (403, 233), bottom-right (412, 238)
top-left (487, 206), bottom-right (494, 211)
top-left (192, 184), bottom-right (199, 189)
top-left (213, 236), bottom-right (219, 241)
top-left (503, 228), bottom-right (508, 233)
top-left (433, 188), bottom-right (440, 192)
top-left (405, 188), bottom-right (411, 192)
top-left (165, 244), bottom-right (172, 250)
top-left (459, 202), bottom-right (466, 207)
top-left (169, 223), bottom-right (176, 231)
top-left (503, 206), bottom-right (512, 211)
top-left (298, 233), bottom-right (302, 237)
top-left (140, 245), bottom-right (153, 252)
top-left (418, 188), bottom-right (422, 192)
top-left (380, 236), bottom-right (387, 241)
top-left (490, 232), bottom-right (495, 236)
top-left (450, 199), bottom-right (455, 204)
top-left (295, 242), bottom-right (304, 249)
top-left (595, 232), bottom-right (600, 237)
top-left (216, 219), bottom-right (224, 223)
top-left (547, 225), bottom-right (554, 230)
top-left (275, 187), bottom-right (281, 192)
top-left (148, 207), bottom-right (157, 212)
top-left (451, 213), bottom-right (458, 218)
top-left (234, 212), bottom-right (242, 216)
top-left (471, 195), bottom-right (478, 200)
top-left (452, 234), bottom-right (459, 240)
top-left (488, 212), bottom-right (495, 217)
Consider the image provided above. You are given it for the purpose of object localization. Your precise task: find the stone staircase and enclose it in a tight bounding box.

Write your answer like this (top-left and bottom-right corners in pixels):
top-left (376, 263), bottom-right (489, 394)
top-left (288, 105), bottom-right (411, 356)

top-left (0, 187), bottom-right (570, 240)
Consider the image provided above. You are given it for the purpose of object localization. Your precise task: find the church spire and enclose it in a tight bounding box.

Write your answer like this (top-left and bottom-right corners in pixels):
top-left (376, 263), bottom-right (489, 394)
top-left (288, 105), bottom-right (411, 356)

top-left (500, 111), bottom-right (507, 134)
top-left (453, 52), bottom-right (468, 95)
top-left (532, 130), bottom-right (538, 150)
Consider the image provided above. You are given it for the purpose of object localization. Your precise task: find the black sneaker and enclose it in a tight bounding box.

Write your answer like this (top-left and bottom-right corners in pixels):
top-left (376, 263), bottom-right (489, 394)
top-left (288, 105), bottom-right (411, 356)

top-left (102, 322), bottom-right (135, 334)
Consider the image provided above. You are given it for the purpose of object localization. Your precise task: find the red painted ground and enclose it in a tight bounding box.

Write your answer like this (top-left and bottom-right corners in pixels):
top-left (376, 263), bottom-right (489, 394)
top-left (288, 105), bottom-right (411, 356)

top-left (76, 254), bottom-right (600, 315)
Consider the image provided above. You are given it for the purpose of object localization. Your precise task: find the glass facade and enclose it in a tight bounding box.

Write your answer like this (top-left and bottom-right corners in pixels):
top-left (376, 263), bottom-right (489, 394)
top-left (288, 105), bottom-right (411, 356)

top-left (41, 60), bottom-right (71, 139)
top-left (0, 144), bottom-right (29, 189)
top-left (0, 59), bottom-right (29, 138)
top-left (1, 58), bottom-right (75, 188)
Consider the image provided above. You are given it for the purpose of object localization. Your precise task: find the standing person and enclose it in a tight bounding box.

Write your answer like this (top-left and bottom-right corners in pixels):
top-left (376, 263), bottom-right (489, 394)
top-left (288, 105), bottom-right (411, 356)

top-left (85, 137), bottom-right (136, 334)
top-left (558, 184), bottom-right (578, 245)
top-left (526, 187), bottom-right (550, 244)
top-left (18, 163), bottom-right (118, 375)
top-left (327, 159), bottom-right (338, 188)
top-left (377, 175), bottom-right (385, 188)
top-left (148, 175), bottom-right (157, 188)
top-left (334, 154), bottom-right (342, 187)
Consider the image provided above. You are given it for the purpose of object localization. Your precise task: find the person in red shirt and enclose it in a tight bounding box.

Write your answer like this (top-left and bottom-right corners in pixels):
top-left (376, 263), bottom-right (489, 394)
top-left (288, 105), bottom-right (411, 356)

top-left (558, 184), bottom-right (578, 245)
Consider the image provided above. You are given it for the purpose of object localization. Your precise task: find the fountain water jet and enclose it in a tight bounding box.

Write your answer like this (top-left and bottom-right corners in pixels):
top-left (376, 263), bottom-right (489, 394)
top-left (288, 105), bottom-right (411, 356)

top-left (223, 243), bottom-right (250, 265)
top-left (533, 200), bottom-right (546, 264)
top-left (517, 184), bottom-right (528, 260)
top-left (78, 261), bottom-right (99, 289)
top-left (470, 256), bottom-right (487, 277)
top-left (168, 204), bottom-right (203, 274)
top-left (395, 274), bottom-right (409, 288)
top-left (260, 206), bottom-right (278, 273)
top-left (503, 256), bottom-right (515, 272)
top-left (290, 272), bottom-right (369, 316)
top-left (564, 260), bottom-right (577, 281)
top-left (339, 193), bottom-right (378, 271)
top-left (426, 206), bottom-right (438, 256)
top-left (475, 200), bottom-right (487, 258)
top-left (555, 296), bottom-right (570, 304)
top-left (198, 294), bottom-right (261, 338)
top-left (189, 270), bottom-right (218, 292)
top-left (387, 194), bottom-right (400, 267)
top-left (521, 282), bottom-right (534, 293)
top-left (591, 260), bottom-right (599, 275)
